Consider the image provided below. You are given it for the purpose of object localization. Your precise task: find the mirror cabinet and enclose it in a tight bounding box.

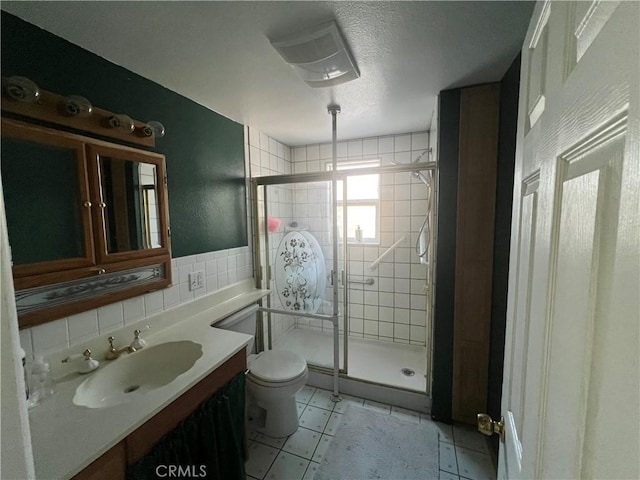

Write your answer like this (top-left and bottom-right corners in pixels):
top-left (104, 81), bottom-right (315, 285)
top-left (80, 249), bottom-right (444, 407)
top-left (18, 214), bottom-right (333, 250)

top-left (1, 118), bottom-right (172, 328)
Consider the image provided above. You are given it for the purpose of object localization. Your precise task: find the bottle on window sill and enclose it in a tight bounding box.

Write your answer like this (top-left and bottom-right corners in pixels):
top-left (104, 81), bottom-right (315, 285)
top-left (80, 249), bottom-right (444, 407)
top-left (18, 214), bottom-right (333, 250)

top-left (355, 225), bottom-right (363, 243)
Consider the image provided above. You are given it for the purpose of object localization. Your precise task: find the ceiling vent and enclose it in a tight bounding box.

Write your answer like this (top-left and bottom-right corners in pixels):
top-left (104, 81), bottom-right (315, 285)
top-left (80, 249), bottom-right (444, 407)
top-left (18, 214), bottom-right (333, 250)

top-left (270, 22), bottom-right (360, 88)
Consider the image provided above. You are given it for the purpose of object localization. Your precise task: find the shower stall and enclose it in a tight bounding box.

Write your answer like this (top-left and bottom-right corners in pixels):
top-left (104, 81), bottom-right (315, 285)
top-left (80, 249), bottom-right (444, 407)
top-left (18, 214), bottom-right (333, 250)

top-left (250, 126), bottom-right (436, 397)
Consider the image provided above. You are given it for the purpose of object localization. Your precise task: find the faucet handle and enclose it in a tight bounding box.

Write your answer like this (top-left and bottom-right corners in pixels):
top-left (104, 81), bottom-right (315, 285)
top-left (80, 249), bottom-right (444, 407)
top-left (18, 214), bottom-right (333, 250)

top-left (62, 348), bottom-right (99, 373)
top-left (130, 329), bottom-right (147, 350)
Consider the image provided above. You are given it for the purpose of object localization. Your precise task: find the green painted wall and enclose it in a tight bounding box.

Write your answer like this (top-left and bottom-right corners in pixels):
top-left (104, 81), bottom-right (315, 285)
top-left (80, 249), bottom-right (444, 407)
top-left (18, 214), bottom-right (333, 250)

top-left (1, 12), bottom-right (247, 258)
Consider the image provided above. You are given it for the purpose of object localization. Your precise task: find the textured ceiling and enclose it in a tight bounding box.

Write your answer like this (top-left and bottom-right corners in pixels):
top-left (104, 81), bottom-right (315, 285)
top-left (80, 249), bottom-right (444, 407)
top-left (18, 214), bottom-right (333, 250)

top-left (2, 1), bottom-right (534, 146)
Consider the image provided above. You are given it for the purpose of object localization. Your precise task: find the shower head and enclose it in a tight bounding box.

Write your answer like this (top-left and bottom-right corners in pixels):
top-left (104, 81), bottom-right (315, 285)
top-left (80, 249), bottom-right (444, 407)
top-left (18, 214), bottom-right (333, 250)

top-left (413, 170), bottom-right (431, 186)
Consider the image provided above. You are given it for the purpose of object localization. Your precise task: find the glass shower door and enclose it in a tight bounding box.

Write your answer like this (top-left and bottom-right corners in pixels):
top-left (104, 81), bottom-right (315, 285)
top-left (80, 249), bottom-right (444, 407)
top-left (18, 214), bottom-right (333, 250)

top-left (254, 176), bottom-right (345, 374)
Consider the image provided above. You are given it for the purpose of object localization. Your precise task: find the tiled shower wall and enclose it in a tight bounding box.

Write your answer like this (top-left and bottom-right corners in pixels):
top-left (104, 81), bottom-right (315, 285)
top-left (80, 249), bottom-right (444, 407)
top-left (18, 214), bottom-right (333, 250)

top-left (246, 127), bottom-right (297, 346)
top-left (291, 132), bottom-right (432, 346)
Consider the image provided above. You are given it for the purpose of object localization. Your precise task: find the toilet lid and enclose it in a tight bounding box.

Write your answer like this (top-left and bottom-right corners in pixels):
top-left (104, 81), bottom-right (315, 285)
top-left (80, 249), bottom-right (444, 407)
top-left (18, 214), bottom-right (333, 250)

top-left (249, 350), bottom-right (307, 383)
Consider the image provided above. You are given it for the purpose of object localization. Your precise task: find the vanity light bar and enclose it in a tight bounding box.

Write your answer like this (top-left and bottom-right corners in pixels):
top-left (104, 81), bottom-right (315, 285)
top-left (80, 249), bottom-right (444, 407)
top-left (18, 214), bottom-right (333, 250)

top-left (1, 75), bottom-right (165, 147)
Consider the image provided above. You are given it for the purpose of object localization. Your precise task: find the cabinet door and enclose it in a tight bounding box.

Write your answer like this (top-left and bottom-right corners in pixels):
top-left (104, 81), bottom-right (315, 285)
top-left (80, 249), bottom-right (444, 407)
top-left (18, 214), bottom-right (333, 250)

top-left (1, 119), bottom-right (96, 280)
top-left (87, 144), bottom-right (170, 265)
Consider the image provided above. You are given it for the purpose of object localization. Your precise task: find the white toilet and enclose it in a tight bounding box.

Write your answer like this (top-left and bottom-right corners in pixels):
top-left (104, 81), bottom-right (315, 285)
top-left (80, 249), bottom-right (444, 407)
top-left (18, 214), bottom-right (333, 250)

top-left (214, 304), bottom-right (308, 438)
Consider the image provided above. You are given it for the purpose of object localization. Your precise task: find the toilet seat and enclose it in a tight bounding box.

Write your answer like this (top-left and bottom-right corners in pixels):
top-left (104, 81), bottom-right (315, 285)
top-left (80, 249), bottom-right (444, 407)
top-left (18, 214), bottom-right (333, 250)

top-left (248, 350), bottom-right (307, 385)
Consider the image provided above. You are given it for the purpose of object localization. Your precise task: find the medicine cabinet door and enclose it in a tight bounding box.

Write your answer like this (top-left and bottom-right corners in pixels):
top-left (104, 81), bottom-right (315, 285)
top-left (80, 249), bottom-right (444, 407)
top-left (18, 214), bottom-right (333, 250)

top-left (1, 119), bottom-right (96, 282)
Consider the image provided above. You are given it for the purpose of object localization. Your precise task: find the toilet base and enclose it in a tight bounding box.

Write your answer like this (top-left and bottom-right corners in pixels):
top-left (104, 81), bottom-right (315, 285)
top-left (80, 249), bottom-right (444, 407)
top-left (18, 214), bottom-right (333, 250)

top-left (248, 395), bottom-right (299, 438)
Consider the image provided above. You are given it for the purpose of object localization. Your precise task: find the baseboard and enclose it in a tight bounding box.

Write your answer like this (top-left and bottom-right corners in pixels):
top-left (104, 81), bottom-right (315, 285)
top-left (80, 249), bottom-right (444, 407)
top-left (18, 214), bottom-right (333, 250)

top-left (306, 368), bottom-right (432, 414)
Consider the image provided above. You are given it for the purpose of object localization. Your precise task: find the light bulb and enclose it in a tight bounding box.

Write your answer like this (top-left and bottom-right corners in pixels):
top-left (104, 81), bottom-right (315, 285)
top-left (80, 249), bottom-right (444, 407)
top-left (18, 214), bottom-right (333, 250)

top-left (4, 76), bottom-right (40, 103)
top-left (62, 95), bottom-right (92, 117)
top-left (141, 120), bottom-right (165, 138)
top-left (107, 114), bottom-right (135, 133)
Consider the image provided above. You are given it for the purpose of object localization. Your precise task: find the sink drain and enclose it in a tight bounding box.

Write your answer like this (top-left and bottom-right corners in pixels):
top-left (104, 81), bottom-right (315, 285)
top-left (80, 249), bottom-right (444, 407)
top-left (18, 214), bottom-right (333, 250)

top-left (401, 368), bottom-right (415, 377)
top-left (124, 385), bottom-right (140, 394)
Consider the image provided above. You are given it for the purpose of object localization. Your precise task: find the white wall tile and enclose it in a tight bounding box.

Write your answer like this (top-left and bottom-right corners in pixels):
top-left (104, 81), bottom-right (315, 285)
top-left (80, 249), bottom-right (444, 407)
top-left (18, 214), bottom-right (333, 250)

top-left (179, 283), bottom-right (194, 303)
top-left (269, 137), bottom-right (278, 155)
top-left (337, 141), bottom-right (348, 157)
top-left (163, 285), bottom-right (180, 309)
top-left (364, 320), bottom-right (378, 335)
top-left (394, 151), bottom-right (411, 165)
top-left (144, 291), bottom-right (164, 315)
top-left (379, 292), bottom-right (394, 307)
top-left (307, 144), bottom-right (320, 161)
top-left (206, 274), bottom-right (219, 293)
top-left (249, 146), bottom-right (260, 167)
top-left (411, 132), bottom-right (429, 150)
top-left (411, 294), bottom-right (427, 310)
top-left (217, 272), bottom-right (229, 289)
top-left (97, 303), bottom-right (124, 334)
top-left (394, 134), bottom-right (411, 152)
top-left (395, 264), bottom-right (410, 278)
top-left (248, 127), bottom-right (260, 148)
top-left (364, 305), bottom-right (379, 320)
top-left (319, 143), bottom-right (332, 159)
top-left (362, 138), bottom-right (378, 155)
top-left (395, 278), bottom-right (410, 293)
top-left (259, 132), bottom-right (269, 151)
top-left (411, 309), bottom-right (427, 326)
top-left (378, 136), bottom-right (394, 154)
top-left (394, 293), bottom-right (410, 308)
top-left (394, 323), bottom-right (410, 340)
top-left (178, 264), bottom-right (193, 284)
top-left (123, 297), bottom-right (145, 325)
top-left (347, 139), bottom-right (363, 157)
top-left (32, 318), bottom-right (69, 354)
top-left (67, 310), bottom-right (99, 345)
top-left (379, 321), bottom-right (393, 338)
top-left (294, 147), bottom-right (307, 162)
top-left (410, 325), bottom-right (426, 343)
top-left (307, 160), bottom-right (320, 173)
top-left (395, 308), bottom-right (410, 324)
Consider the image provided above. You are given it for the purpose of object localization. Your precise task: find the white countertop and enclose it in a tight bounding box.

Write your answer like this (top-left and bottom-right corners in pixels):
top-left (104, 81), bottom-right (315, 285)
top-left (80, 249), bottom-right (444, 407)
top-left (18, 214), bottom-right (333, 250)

top-left (28, 280), bottom-right (269, 479)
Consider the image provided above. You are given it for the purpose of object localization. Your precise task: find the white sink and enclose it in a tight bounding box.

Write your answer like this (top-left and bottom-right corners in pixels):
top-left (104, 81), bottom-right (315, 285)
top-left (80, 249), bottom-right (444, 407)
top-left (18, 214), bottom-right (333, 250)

top-left (73, 340), bottom-right (203, 409)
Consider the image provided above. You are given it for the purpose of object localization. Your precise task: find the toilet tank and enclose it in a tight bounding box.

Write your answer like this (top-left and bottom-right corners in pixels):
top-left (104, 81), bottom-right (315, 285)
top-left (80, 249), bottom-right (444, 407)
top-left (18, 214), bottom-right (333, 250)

top-left (213, 303), bottom-right (259, 353)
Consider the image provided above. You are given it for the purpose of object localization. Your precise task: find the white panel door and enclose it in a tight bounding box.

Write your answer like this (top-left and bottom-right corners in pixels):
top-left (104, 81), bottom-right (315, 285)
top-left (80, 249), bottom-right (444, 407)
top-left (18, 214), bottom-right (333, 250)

top-left (498, 1), bottom-right (639, 479)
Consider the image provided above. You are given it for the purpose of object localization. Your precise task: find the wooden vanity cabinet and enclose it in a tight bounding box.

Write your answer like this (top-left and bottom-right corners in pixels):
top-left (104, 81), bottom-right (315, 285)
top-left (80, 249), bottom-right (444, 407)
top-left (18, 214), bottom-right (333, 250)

top-left (73, 348), bottom-right (247, 480)
top-left (72, 442), bottom-right (127, 480)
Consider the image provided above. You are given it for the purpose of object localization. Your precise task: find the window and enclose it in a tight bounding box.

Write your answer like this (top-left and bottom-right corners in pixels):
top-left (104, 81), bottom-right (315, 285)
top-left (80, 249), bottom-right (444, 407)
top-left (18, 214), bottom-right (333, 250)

top-left (328, 160), bottom-right (380, 243)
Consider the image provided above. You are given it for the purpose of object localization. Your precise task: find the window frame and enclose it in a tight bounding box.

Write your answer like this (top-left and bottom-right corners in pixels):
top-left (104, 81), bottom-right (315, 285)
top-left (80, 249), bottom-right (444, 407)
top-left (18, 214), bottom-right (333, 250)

top-left (327, 159), bottom-right (381, 245)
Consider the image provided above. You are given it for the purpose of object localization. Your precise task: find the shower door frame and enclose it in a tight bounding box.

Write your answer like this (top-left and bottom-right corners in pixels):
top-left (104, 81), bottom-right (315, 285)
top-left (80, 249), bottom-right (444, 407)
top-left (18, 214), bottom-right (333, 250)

top-left (252, 161), bottom-right (437, 393)
top-left (251, 173), bottom-right (348, 379)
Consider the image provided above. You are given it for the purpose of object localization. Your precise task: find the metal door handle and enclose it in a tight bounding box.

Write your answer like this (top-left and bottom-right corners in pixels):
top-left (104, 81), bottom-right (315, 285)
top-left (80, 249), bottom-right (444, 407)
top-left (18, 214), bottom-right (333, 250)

top-left (477, 413), bottom-right (505, 441)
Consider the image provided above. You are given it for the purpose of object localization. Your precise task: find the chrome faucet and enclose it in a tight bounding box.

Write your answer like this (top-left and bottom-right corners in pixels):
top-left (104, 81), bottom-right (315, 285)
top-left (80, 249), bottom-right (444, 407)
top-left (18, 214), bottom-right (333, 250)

top-left (105, 336), bottom-right (137, 360)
